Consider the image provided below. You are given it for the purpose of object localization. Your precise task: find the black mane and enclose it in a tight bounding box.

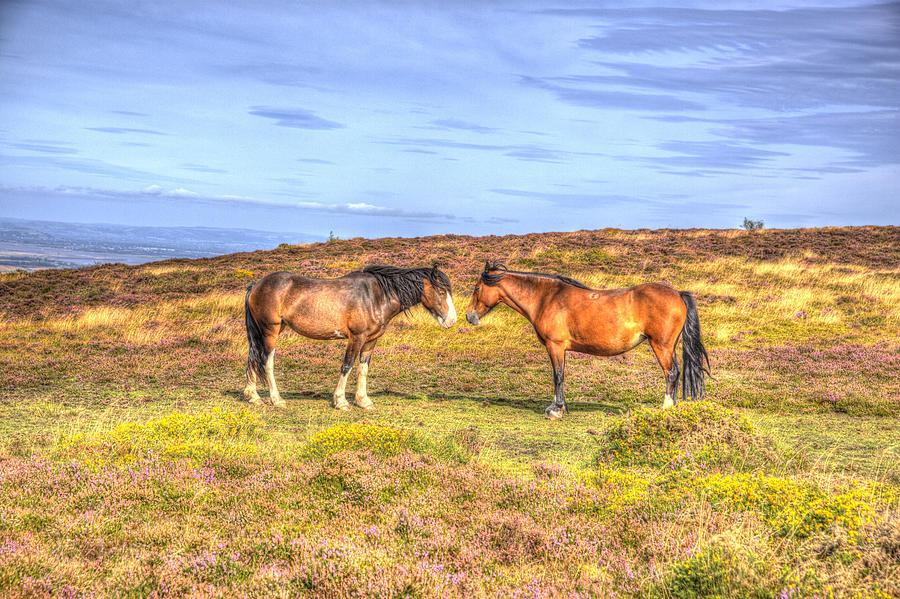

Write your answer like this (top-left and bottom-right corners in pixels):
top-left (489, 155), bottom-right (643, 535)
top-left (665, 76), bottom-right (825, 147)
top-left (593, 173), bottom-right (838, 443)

top-left (362, 265), bottom-right (452, 310)
top-left (480, 260), bottom-right (590, 290)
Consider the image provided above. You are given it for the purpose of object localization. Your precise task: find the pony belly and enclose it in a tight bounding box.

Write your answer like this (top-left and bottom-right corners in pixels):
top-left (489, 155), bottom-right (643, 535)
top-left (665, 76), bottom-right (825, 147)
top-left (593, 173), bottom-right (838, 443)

top-left (283, 317), bottom-right (348, 340)
top-left (569, 333), bottom-right (646, 357)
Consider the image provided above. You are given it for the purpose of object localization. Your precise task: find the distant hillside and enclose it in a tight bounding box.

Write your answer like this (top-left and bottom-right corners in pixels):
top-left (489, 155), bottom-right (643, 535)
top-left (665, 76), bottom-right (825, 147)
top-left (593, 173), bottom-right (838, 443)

top-left (0, 225), bottom-right (896, 319)
top-left (0, 217), bottom-right (322, 271)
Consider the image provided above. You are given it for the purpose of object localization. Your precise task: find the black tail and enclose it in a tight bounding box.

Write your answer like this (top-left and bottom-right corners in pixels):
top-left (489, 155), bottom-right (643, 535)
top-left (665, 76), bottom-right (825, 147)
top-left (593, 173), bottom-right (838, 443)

top-left (680, 291), bottom-right (711, 401)
top-left (245, 284), bottom-right (267, 381)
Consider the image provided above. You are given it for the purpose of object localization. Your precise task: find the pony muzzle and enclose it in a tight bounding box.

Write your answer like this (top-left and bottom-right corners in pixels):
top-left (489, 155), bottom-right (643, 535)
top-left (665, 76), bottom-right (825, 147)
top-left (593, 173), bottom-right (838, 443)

top-left (435, 292), bottom-right (457, 328)
top-left (466, 310), bottom-right (480, 326)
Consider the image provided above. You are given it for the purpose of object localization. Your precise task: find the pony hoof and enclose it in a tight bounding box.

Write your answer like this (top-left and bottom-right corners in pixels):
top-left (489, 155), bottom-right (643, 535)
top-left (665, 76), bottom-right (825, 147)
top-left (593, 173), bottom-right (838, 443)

top-left (272, 399), bottom-right (287, 408)
top-left (246, 394), bottom-right (264, 406)
top-left (544, 408), bottom-right (565, 421)
top-left (662, 395), bottom-right (675, 409)
top-left (334, 400), bottom-right (351, 411)
top-left (356, 397), bottom-right (375, 410)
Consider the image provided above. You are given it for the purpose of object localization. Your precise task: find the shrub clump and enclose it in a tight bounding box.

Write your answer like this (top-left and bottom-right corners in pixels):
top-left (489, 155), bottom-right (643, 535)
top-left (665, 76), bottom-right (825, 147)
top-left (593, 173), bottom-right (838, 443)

top-left (300, 423), bottom-right (426, 460)
top-left (688, 473), bottom-right (895, 541)
top-left (55, 409), bottom-right (260, 468)
top-left (300, 423), bottom-right (475, 463)
top-left (597, 402), bottom-right (786, 472)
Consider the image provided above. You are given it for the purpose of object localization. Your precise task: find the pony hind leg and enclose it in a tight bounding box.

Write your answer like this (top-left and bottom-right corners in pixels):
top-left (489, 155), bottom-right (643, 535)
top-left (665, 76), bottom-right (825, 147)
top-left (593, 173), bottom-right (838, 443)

top-left (544, 342), bottom-right (568, 420)
top-left (244, 364), bottom-right (263, 405)
top-left (334, 335), bottom-right (366, 411)
top-left (262, 328), bottom-right (286, 408)
top-left (648, 337), bottom-right (679, 409)
top-left (244, 290), bottom-right (276, 405)
top-left (265, 352), bottom-right (285, 408)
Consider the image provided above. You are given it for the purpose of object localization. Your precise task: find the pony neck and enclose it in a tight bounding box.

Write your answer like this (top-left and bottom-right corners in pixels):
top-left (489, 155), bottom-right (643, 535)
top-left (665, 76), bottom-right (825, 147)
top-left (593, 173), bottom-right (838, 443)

top-left (497, 273), bottom-right (545, 323)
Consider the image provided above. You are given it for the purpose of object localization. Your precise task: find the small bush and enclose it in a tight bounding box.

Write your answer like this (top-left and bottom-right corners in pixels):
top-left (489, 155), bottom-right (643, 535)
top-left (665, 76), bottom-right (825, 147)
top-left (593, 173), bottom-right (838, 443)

top-left (55, 409), bottom-right (261, 468)
top-left (300, 423), bottom-right (423, 460)
top-left (743, 217), bottom-right (765, 231)
top-left (300, 423), bottom-right (474, 464)
top-left (597, 402), bottom-right (786, 472)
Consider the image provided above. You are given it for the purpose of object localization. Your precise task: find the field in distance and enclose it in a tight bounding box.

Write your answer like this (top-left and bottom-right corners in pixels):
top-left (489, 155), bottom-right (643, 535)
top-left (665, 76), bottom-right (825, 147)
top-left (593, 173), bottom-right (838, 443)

top-left (0, 226), bottom-right (898, 598)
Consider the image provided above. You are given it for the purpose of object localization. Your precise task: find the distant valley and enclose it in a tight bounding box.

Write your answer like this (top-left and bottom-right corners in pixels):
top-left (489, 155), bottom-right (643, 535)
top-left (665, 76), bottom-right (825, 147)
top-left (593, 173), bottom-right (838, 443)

top-left (0, 217), bottom-right (322, 271)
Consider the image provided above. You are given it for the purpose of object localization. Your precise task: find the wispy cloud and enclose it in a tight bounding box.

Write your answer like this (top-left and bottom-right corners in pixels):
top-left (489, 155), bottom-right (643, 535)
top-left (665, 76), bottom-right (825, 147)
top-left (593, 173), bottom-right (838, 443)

top-left (220, 63), bottom-right (321, 88)
top-left (520, 75), bottom-right (706, 112)
top-left (7, 140), bottom-right (79, 155)
top-left (428, 118), bottom-right (498, 134)
top-left (85, 127), bottom-right (166, 135)
top-left (179, 163), bottom-right (228, 174)
top-left (380, 137), bottom-right (572, 164)
top-left (648, 141), bottom-right (790, 171)
top-left (2, 185), bottom-right (473, 224)
top-left (248, 106), bottom-right (344, 130)
top-left (0, 154), bottom-right (192, 183)
top-left (565, 4), bottom-right (900, 112)
top-left (490, 188), bottom-right (643, 207)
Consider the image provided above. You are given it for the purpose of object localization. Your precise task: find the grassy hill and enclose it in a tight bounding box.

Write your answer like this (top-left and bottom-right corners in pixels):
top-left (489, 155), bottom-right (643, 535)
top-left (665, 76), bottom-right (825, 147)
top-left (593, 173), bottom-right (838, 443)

top-left (0, 227), bottom-right (898, 598)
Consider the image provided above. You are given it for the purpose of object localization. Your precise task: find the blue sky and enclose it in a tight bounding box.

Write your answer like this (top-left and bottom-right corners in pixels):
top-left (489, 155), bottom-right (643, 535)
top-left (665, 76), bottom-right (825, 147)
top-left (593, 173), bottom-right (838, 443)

top-left (1, 0), bottom-right (898, 238)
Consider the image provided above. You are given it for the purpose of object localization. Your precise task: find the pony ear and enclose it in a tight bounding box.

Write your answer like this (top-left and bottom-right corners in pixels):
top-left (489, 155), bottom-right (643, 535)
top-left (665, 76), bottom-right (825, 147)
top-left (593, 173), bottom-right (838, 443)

top-left (484, 260), bottom-right (492, 271)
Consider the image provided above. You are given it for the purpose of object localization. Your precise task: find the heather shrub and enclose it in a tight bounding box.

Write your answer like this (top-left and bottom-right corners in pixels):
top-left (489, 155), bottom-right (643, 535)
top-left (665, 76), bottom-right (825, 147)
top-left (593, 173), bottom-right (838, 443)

top-left (54, 409), bottom-right (261, 468)
top-left (597, 402), bottom-right (788, 472)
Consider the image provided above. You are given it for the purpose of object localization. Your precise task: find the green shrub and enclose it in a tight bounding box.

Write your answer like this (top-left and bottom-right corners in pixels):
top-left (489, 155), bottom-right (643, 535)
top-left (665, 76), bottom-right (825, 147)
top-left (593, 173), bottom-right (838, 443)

top-left (597, 402), bottom-right (786, 472)
top-left (299, 423), bottom-right (472, 464)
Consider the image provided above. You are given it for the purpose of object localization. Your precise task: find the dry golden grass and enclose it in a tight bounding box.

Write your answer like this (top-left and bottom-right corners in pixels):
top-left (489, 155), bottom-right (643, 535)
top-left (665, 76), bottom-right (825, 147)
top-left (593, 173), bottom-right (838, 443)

top-left (0, 291), bottom-right (246, 346)
top-left (140, 264), bottom-right (203, 276)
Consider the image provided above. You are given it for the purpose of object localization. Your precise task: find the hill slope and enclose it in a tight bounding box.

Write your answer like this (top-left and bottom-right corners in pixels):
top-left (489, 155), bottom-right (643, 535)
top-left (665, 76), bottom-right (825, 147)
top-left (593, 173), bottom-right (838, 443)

top-left (0, 227), bottom-right (898, 598)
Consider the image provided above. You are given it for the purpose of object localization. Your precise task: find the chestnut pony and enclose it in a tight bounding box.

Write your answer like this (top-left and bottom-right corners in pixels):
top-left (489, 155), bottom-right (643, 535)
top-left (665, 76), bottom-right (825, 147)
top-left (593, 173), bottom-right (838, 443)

top-left (465, 261), bottom-right (709, 419)
top-left (244, 265), bottom-right (456, 410)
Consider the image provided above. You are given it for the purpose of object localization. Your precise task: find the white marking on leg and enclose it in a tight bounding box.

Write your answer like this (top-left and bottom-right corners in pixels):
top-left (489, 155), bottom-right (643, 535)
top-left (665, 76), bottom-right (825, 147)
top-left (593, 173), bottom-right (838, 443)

top-left (355, 359), bottom-right (374, 409)
top-left (333, 371), bottom-right (351, 410)
top-left (244, 365), bottom-right (263, 404)
top-left (662, 394), bottom-right (674, 409)
top-left (266, 351), bottom-right (285, 407)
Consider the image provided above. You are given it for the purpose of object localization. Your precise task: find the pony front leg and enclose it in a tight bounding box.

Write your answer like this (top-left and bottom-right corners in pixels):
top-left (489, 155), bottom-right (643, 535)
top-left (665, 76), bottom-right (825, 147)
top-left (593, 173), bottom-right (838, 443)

top-left (354, 340), bottom-right (378, 410)
top-left (544, 343), bottom-right (567, 420)
top-left (334, 335), bottom-right (365, 411)
top-left (265, 350), bottom-right (286, 408)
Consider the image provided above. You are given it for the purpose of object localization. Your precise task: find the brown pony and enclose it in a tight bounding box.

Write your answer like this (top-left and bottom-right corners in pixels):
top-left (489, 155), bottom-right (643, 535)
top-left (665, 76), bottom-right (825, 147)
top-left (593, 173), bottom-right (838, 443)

top-left (244, 265), bottom-right (456, 410)
top-left (465, 261), bottom-right (709, 419)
